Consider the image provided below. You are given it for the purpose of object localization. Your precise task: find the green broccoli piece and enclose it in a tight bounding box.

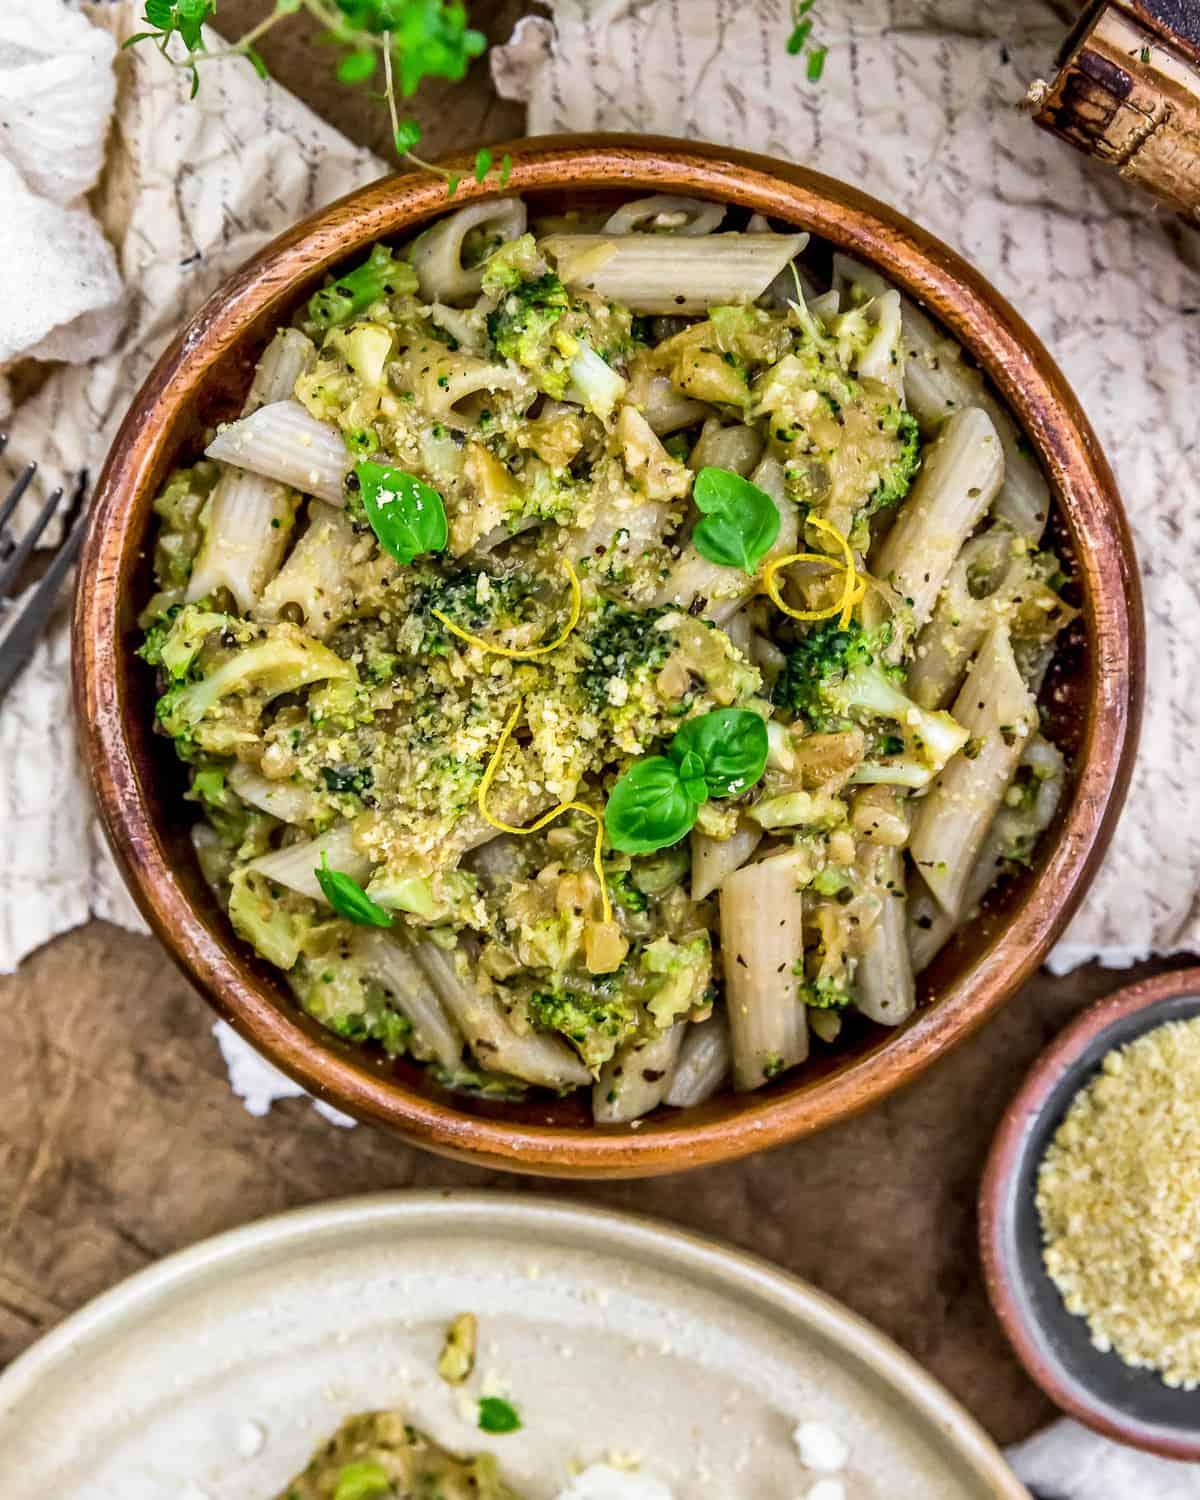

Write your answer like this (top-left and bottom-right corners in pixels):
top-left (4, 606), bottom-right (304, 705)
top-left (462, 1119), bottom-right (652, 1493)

top-left (307, 243), bottom-right (417, 331)
top-left (577, 599), bottom-right (670, 712)
top-left (774, 619), bottom-right (966, 770)
top-left (527, 983), bottom-right (638, 1070)
top-left (607, 869), bottom-right (649, 913)
top-left (415, 567), bottom-right (540, 655)
top-left (137, 604), bottom-right (183, 668)
top-left (866, 407), bottom-right (921, 514)
top-left (485, 272), bottom-right (571, 395)
top-left (798, 974), bottom-right (855, 1009)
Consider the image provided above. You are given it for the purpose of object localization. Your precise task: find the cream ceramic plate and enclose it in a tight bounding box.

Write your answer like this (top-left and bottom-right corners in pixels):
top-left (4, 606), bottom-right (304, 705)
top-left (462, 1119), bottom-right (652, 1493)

top-left (0, 1193), bottom-right (1026, 1499)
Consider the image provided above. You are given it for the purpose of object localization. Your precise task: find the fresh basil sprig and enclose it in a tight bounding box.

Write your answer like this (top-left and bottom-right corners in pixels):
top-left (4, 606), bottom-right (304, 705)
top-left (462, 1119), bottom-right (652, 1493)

top-left (690, 466), bottom-right (781, 575)
top-left (355, 460), bottom-right (448, 565)
top-left (605, 707), bottom-right (769, 855)
top-left (315, 853), bottom-right (393, 928)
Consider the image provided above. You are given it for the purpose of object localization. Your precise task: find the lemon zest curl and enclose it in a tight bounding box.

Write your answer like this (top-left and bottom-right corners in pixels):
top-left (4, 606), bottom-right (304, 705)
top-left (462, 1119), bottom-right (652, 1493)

top-left (432, 557), bottom-right (582, 660)
top-left (762, 515), bottom-right (865, 629)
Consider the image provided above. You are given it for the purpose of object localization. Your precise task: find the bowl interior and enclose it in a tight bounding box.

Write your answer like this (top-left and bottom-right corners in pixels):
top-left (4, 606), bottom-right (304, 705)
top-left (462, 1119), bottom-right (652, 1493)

top-left (991, 988), bottom-right (1200, 1452)
top-left (79, 141), bottom-right (1139, 1168)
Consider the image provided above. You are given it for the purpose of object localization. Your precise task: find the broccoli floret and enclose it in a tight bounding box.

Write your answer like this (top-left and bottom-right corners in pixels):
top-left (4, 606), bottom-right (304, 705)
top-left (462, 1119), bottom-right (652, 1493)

top-left (798, 975), bottom-right (855, 1009)
top-left (414, 567), bottom-right (541, 655)
top-left (527, 983), bottom-right (638, 1070)
top-left (485, 272), bottom-right (571, 395)
top-left (866, 407), bottom-right (921, 514)
top-left (577, 599), bottom-right (670, 712)
top-left (480, 233), bottom-right (544, 295)
top-left (607, 869), bottom-right (649, 913)
top-left (774, 619), bottom-right (967, 771)
top-left (307, 243), bottom-right (416, 331)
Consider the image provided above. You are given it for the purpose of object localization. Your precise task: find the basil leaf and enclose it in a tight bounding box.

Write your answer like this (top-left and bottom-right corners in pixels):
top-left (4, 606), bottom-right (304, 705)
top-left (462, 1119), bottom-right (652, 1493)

top-left (671, 708), bottom-right (769, 799)
top-left (605, 755), bottom-right (697, 855)
top-left (314, 854), bottom-right (393, 928)
top-left (478, 1396), bottom-right (522, 1434)
top-left (691, 466), bottom-right (781, 574)
top-left (355, 460), bottom-right (448, 565)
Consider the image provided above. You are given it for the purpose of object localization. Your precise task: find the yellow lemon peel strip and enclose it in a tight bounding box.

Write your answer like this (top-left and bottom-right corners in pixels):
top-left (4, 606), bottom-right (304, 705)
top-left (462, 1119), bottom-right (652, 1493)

top-left (432, 557), bottom-right (582, 660)
top-left (478, 702), bottom-right (612, 924)
top-left (762, 516), bottom-right (865, 629)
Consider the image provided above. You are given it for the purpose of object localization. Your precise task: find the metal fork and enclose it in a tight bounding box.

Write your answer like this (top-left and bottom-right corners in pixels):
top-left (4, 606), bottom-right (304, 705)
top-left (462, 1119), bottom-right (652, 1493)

top-left (0, 435), bottom-right (90, 706)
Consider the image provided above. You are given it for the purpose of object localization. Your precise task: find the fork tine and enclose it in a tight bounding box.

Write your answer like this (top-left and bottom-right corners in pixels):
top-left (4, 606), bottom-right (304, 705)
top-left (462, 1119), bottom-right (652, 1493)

top-left (0, 487), bottom-right (64, 601)
top-left (0, 460), bottom-right (37, 541)
top-left (0, 505), bottom-right (88, 707)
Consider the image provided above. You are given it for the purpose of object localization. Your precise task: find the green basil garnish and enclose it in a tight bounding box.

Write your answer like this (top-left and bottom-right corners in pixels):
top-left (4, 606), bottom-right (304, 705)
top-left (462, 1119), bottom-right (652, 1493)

top-left (690, 466), bottom-right (781, 575)
top-left (671, 706), bottom-right (769, 798)
top-left (477, 1396), bottom-right (522, 1434)
top-left (355, 460), bottom-right (448, 565)
top-left (605, 708), bottom-right (769, 855)
top-left (314, 853), bottom-right (393, 928)
top-left (605, 755), bottom-right (698, 855)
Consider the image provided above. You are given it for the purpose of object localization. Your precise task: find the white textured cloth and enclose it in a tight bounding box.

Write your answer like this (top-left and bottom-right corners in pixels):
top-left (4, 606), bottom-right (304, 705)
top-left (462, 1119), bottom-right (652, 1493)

top-left (1008, 1417), bottom-right (1200, 1499)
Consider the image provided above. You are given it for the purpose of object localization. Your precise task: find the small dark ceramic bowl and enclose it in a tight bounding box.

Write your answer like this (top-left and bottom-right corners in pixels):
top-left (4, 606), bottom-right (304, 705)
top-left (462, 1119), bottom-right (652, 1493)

top-left (980, 967), bottom-right (1200, 1459)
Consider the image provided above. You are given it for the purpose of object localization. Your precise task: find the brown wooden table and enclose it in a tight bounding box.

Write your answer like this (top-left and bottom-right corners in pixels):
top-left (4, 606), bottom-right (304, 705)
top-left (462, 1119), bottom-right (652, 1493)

top-left (0, 0), bottom-right (1184, 1450)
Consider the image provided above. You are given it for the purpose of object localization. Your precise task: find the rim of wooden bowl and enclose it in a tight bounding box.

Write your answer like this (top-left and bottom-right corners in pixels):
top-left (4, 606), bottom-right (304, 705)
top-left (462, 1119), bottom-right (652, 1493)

top-left (73, 135), bottom-right (1143, 1178)
top-left (979, 967), bottom-right (1200, 1459)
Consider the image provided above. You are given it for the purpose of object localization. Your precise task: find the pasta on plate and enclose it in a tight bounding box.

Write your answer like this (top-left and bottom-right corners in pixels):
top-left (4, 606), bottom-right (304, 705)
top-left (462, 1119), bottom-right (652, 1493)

top-left (139, 192), bottom-right (1076, 1121)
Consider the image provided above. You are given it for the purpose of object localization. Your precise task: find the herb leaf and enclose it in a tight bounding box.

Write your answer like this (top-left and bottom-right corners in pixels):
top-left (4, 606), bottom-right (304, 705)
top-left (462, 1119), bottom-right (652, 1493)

top-left (691, 466), bottom-right (781, 575)
top-left (478, 1396), bottom-right (522, 1434)
top-left (355, 460), bottom-right (448, 564)
top-left (605, 709), bottom-right (770, 854)
top-left (605, 756), bottom-right (697, 855)
top-left (670, 708), bottom-right (768, 798)
top-left (315, 854), bottom-right (393, 928)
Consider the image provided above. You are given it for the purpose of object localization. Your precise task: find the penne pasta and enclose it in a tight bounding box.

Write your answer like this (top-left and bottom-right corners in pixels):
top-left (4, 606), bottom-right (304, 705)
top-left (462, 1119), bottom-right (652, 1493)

top-left (247, 822), bottom-right (369, 901)
top-left (410, 938), bottom-right (591, 1089)
top-left (909, 625), bottom-right (1038, 918)
top-left (908, 735), bottom-right (1066, 972)
top-left (664, 1013), bottom-right (732, 1108)
top-left (206, 400), bottom-right (349, 504)
top-left (872, 407), bottom-right (1005, 655)
top-left (244, 327), bottom-right (315, 413)
top-left (410, 197), bottom-right (527, 305)
top-left (592, 1021), bottom-right (687, 1123)
top-left (690, 816), bottom-right (763, 902)
top-left (228, 762), bottom-right (320, 825)
top-left (542, 231), bottom-right (808, 315)
top-left (257, 500), bottom-right (366, 639)
top-left (720, 849), bottom-right (809, 1091)
top-left (603, 195), bottom-right (726, 236)
top-left (687, 417), bottom-right (764, 477)
top-left (852, 845), bottom-right (915, 1025)
top-left (350, 930), bottom-right (464, 1073)
top-left (187, 468), bottom-right (297, 613)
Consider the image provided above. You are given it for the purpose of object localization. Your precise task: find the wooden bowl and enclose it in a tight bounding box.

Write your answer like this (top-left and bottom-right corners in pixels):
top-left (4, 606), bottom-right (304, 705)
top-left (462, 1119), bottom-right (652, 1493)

top-left (980, 969), bottom-right (1200, 1459)
top-left (73, 136), bottom-right (1143, 1178)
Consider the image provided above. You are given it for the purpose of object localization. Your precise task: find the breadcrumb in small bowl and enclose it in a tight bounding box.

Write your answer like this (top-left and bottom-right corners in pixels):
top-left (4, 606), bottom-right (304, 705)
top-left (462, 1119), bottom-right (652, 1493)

top-left (980, 966), bottom-right (1200, 1460)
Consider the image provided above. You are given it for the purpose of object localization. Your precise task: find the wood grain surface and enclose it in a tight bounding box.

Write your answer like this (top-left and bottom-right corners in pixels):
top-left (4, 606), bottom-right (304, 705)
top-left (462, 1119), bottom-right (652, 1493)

top-left (0, 0), bottom-right (1188, 1450)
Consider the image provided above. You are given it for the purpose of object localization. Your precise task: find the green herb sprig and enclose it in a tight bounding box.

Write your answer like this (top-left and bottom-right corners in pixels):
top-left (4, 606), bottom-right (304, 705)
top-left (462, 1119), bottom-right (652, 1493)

top-left (786, 0), bottom-right (826, 81)
top-left (690, 466), bottom-right (781, 575)
top-left (477, 1396), bottom-right (522, 1434)
top-left (355, 459), bottom-right (448, 563)
top-left (605, 708), bottom-right (769, 855)
top-left (314, 853), bottom-right (393, 927)
top-left (124, 1), bottom-right (509, 194)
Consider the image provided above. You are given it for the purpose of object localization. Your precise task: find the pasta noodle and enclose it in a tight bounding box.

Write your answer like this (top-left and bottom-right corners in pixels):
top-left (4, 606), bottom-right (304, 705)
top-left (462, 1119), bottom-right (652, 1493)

top-left (542, 231), bottom-right (809, 314)
top-left (206, 400), bottom-right (349, 503)
top-left (664, 1013), bottom-right (732, 1108)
